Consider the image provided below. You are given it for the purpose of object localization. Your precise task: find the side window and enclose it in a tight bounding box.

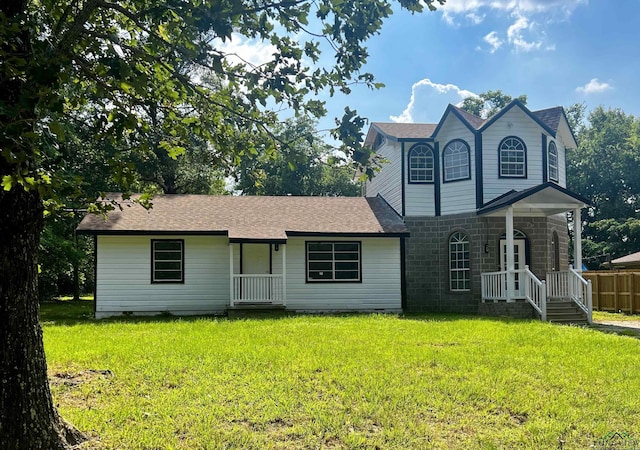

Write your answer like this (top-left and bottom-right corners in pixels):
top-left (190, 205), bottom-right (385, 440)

top-left (306, 242), bottom-right (361, 282)
top-left (408, 144), bottom-right (434, 183)
top-left (443, 139), bottom-right (471, 182)
top-left (548, 141), bottom-right (559, 182)
top-left (151, 239), bottom-right (184, 283)
top-left (449, 232), bottom-right (470, 291)
top-left (499, 136), bottom-right (527, 178)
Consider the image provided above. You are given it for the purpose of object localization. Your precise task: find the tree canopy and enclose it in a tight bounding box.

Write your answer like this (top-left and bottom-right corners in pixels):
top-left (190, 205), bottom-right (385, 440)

top-left (567, 105), bottom-right (640, 265)
top-left (235, 117), bottom-right (359, 196)
top-left (0, 0), bottom-right (445, 448)
top-left (459, 90), bottom-right (527, 118)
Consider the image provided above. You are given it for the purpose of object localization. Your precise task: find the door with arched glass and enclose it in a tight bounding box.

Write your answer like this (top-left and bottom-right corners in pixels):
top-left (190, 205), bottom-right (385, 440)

top-left (499, 230), bottom-right (528, 297)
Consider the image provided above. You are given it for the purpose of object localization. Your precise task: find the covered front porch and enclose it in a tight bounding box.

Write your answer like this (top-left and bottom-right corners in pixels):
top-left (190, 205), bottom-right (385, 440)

top-left (229, 240), bottom-right (287, 307)
top-left (478, 183), bottom-right (592, 323)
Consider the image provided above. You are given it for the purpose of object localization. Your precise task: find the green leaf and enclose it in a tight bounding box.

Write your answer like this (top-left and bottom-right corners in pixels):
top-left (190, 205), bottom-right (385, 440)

top-left (2, 175), bottom-right (13, 191)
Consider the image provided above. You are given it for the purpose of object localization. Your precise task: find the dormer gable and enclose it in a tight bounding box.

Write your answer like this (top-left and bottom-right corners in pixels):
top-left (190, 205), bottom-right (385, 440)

top-left (432, 104), bottom-right (484, 138)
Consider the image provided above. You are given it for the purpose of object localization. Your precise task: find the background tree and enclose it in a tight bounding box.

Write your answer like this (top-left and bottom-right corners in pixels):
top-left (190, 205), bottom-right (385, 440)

top-left (0, 0), bottom-right (444, 448)
top-left (236, 117), bottom-right (359, 196)
top-left (567, 106), bottom-right (640, 265)
top-left (459, 90), bottom-right (527, 118)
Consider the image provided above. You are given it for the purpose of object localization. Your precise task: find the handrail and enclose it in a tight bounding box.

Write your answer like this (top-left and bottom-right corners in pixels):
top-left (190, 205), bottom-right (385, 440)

top-left (568, 267), bottom-right (593, 324)
top-left (523, 266), bottom-right (546, 320)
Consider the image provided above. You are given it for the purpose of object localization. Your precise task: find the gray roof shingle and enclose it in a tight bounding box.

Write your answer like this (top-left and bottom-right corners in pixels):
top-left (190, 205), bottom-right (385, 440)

top-left (532, 106), bottom-right (564, 133)
top-left (372, 122), bottom-right (437, 140)
top-left (76, 195), bottom-right (409, 240)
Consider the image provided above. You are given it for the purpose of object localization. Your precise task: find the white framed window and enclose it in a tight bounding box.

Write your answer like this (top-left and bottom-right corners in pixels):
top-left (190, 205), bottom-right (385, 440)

top-left (548, 141), bottom-right (559, 182)
top-left (443, 139), bottom-right (471, 182)
top-left (449, 232), bottom-right (470, 291)
top-left (408, 144), bottom-right (434, 183)
top-left (499, 136), bottom-right (526, 178)
top-left (152, 239), bottom-right (184, 283)
top-left (306, 241), bottom-right (361, 282)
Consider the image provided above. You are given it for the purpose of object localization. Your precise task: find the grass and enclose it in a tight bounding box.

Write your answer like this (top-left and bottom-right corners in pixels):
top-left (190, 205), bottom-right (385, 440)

top-left (42, 301), bottom-right (640, 449)
top-left (593, 310), bottom-right (640, 323)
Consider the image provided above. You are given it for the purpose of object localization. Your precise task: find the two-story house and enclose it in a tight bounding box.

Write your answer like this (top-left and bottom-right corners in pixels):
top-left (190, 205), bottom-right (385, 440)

top-left (364, 100), bottom-right (592, 322)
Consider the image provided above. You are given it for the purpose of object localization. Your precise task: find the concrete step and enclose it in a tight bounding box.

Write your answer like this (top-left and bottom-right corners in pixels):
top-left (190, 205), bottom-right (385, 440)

top-left (546, 301), bottom-right (588, 324)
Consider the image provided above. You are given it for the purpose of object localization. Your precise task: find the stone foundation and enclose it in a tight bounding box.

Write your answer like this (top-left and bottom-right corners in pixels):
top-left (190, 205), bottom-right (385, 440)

top-left (404, 212), bottom-right (568, 317)
top-left (478, 301), bottom-right (538, 319)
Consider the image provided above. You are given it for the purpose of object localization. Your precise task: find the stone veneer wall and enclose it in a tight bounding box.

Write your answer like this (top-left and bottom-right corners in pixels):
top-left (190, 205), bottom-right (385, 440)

top-left (404, 212), bottom-right (569, 315)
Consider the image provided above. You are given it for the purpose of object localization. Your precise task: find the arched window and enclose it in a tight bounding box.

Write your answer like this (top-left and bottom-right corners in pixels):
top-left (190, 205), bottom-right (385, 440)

top-left (499, 136), bottom-right (527, 178)
top-left (408, 144), bottom-right (434, 183)
top-left (449, 231), bottom-right (470, 291)
top-left (548, 141), bottom-right (559, 182)
top-left (443, 139), bottom-right (471, 182)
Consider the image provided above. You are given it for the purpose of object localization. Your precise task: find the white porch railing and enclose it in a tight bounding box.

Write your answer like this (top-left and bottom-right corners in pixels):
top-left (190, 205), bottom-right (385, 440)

top-left (523, 267), bottom-right (547, 321)
top-left (231, 274), bottom-right (284, 306)
top-left (481, 266), bottom-right (547, 320)
top-left (568, 267), bottom-right (593, 324)
top-left (481, 270), bottom-right (508, 301)
top-left (546, 270), bottom-right (569, 299)
top-left (544, 268), bottom-right (593, 324)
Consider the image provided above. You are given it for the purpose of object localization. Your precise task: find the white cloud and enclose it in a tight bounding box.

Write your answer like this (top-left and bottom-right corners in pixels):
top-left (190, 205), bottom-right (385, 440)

top-left (483, 31), bottom-right (503, 53)
top-left (440, 0), bottom-right (587, 52)
top-left (466, 12), bottom-right (485, 24)
top-left (576, 78), bottom-right (613, 95)
top-left (507, 16), bottom-right (542, 52)
top-left (390, 79), bottom-right (477, 123)
top-left (216, 33), bottom-right (277, 67)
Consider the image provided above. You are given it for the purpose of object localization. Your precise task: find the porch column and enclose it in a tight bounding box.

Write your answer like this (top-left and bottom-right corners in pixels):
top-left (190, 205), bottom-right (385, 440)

top-left (229, 243), bottom-right (234, 307)
top-left (281, 243), bottom-right (287, 307)
top-left (505, 206), bottom-right (515, 301)
top-left (574, 208), bottom-right (583, 272)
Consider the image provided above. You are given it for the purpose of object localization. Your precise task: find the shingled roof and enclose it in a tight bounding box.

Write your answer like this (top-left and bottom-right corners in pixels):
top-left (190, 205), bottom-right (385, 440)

top-left (371, 122), bottom-right (437, 140)
top-left (76, 195), bottom-right (409, 241)
top-left (532, 106), bottom-right (564, 133)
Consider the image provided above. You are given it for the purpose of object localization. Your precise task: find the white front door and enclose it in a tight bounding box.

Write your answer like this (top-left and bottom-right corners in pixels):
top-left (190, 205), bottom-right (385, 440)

top-left (242, 244), bottom-right (270, 274)
top-left (500, 239), bottom-right (526, 297)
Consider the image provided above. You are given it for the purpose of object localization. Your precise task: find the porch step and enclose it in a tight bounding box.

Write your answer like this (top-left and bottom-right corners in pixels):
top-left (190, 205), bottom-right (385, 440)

top-left (226, 304), bottom-right (288, 319)
top-left (545, 301), bottom-right (588, 325)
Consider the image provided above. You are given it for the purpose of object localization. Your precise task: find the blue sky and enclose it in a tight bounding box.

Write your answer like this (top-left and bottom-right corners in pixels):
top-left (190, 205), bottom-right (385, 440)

top-left (224, 0), bottom-right (640, 132)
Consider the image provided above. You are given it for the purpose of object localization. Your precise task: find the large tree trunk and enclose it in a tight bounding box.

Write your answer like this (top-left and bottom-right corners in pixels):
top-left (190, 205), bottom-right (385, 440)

top-left (0, 1), bottom-right (86, 448)
top-left (0, 188), bottom-right (83, 449)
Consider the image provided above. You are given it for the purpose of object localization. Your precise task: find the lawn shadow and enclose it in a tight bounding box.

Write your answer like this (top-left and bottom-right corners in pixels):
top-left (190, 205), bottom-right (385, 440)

top-left (590, 322), bottom-right (640, 339)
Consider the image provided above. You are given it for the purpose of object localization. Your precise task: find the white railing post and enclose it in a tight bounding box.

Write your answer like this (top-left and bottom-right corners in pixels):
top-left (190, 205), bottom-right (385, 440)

top-left (541, 280), bottom-right (547, 321)
top-left (587, 280), bottom-right (593, 324)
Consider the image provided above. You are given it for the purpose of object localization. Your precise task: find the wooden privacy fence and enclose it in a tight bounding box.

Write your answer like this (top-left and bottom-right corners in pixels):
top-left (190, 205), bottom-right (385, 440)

top-left (583, 271), bottom-right (640, 313)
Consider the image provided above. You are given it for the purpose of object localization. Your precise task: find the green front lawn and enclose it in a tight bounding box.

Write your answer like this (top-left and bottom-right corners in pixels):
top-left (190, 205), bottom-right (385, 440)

top-left (42, 302), bottom-right (640, 449)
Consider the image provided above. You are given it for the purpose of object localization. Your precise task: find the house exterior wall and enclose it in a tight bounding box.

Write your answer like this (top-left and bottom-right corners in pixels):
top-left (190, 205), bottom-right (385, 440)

top-left (482, 107), bottom-right (546, 204)
top-left (364, 139), bottom-right (403, 214)
top-left (95, 235), bottom-right (402, 317)
top-left (404, 213), bottom-right (569, 313)
top-left (284, 236), bottom-right (402, 312)
top-left (436, 114), bottom-right (477, 215)
top-left (365, 106), bottom-right (570, 217)
top-left (96, 235), bottom-right (230, 318)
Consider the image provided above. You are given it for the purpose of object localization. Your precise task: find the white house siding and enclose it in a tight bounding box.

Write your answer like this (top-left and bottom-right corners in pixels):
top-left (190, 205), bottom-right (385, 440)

top-left (365, 140), bottom-right (402, 214)
top-left (555, 139), bottom-right (567, 188)
top-left (482, 107), bottom-right (545, 204)
top-left (436, 114), bottom-right (477, 215)
top-left (96, 235), bottom-right (229, 317)
top-left (404, 141), bottom-right (435, 216)
top-left (284, 237), bottom-right (402, 312)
